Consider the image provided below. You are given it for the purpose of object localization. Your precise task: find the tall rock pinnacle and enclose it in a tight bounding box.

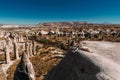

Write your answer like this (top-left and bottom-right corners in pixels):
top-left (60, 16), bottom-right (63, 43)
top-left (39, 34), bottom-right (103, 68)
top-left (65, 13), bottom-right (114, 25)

top-left (14, 52), bottom-right (35, 80)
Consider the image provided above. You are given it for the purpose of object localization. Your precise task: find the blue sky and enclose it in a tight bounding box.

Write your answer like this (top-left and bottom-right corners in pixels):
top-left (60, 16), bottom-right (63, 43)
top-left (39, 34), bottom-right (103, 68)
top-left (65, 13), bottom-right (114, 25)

top-left (0, 0), bottom-right (120, 24)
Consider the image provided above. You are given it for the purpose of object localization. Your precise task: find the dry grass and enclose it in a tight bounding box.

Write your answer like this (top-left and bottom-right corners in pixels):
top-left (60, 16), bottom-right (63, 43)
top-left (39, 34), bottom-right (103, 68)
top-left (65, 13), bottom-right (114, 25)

top-left (0, 54), bottom-right (5, 62)
top-left (7, 60), bottom-right (19, 80)
top-left (7, 46), bottom-right (63, 80)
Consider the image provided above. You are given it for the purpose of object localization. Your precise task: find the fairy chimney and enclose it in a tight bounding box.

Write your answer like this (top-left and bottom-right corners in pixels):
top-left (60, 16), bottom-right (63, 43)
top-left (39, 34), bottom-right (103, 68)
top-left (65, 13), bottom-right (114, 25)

top-left (32, 40), bottom-right (36, 55)
top-left (14, 52), bottom-right (35, 80)
top-left (13, 42), bottom-right (19, 59)
top-left (29, 43), bottom-right (33, 56)
top-left (25, 42), bottom-right (30, 57)
top-left (5, 45), bottom-right (11, 64)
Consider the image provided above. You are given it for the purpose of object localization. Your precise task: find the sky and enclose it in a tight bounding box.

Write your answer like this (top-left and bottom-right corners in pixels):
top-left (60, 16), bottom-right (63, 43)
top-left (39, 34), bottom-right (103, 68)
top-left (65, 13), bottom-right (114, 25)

top-left (0, 0), bottom-right (120, 24)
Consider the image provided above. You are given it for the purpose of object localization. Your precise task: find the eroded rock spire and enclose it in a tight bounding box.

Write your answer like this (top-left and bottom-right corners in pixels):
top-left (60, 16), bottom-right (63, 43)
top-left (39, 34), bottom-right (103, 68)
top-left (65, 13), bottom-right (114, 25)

top-left (14, 52), bottom-right (35, 80)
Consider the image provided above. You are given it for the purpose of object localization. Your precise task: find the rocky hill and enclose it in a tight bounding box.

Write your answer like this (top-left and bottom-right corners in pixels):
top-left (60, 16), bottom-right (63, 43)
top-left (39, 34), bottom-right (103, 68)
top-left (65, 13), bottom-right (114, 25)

top-left (37, 22), bottom-right (120, 28)
top-left (44, 41), bottom-right (120, 80)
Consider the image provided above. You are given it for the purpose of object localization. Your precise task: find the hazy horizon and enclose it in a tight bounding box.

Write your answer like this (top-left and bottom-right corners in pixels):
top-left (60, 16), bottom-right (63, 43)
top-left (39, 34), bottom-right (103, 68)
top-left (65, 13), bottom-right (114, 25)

top-left (0, 21), bottom-right (118, 25)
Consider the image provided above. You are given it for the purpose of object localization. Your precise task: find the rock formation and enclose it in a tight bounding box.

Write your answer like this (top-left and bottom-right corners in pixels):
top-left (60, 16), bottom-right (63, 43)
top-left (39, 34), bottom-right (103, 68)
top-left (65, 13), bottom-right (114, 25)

top-left (6, 37), bottom-right (12, 46)
top-left (68, 40), bottom-right (92, 53)
top-left (5, 45), bottom-right (11, 64)
top-left (14, 52), bottom-right (35, 80)
top-left (18, 35), bottom-right (24, 42)
top-left (13, 42), bottom-right (19, 59)
top-left (44, 44), bottom-right (120, 80)
top-left (29, 43), bottom-right (33, 56)
top-left (44, 46), bottom-right (100, 80)
top-left (32, 40), bottom-right (36, 55)
top-left (25, 42), bottom-right (30, 57)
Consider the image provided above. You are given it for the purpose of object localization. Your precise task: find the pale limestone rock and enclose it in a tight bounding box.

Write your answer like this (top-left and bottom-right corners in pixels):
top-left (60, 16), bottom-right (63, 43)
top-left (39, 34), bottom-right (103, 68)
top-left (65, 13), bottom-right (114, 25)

top-left (13, 42), bottom-right (19, 59)
top-left (32, 40), bottom-right (36, 55)
top-left (25, 42), bottom-right (30, 57)
top-left (5, 45), bottom-right (11, 64)
top-left (29, 43), bottom-right (33, 56)
top-left (14, 52), bottom-right (35, 80)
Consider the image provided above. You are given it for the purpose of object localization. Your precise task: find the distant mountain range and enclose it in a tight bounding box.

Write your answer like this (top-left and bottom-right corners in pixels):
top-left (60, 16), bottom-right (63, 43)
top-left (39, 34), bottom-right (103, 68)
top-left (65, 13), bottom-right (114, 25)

top-left (0, 24), bottom-right (33, 28)
top-left (37, 22), bottom-right (88, 26)
top-left (0, 22), bottom-right (119, 28)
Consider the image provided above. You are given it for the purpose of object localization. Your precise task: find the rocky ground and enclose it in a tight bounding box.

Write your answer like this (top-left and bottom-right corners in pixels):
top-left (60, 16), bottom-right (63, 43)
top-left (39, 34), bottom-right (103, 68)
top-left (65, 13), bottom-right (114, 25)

top-left (45, 41), bottom-right (120, 80)
top-left (1, 41), bottom-right (120, 80)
